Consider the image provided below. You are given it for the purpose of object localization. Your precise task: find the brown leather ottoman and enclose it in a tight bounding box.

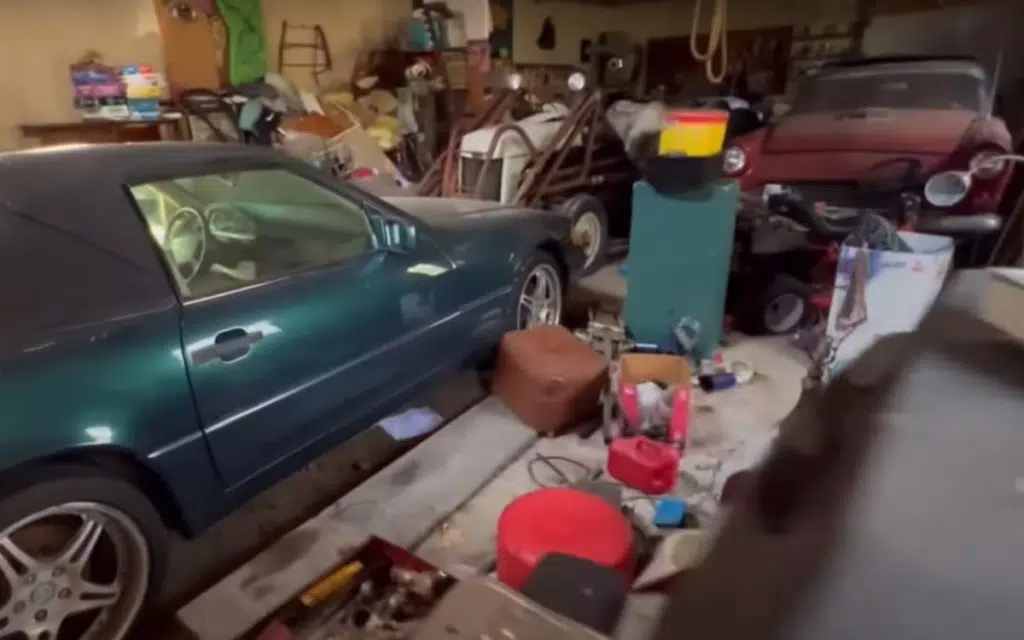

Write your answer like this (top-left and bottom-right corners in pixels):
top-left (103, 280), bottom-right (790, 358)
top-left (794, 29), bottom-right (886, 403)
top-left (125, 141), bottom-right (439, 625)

top-left (492, 325), bottom-right (607, 435)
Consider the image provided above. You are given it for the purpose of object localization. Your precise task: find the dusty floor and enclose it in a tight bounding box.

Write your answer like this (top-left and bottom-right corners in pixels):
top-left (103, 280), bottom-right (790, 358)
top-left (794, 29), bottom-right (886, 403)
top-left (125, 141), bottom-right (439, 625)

top-left (146, 264), bottom-right (806, 640)
top-left (134, 371), bottom-right (486, 640)
top-left (413, 336), bottom-right (806, 639)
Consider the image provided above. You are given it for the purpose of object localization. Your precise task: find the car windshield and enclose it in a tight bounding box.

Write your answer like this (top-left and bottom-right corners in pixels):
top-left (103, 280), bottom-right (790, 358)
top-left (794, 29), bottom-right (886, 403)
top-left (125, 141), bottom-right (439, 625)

top-left (790, 68), bottom-right (986, 113)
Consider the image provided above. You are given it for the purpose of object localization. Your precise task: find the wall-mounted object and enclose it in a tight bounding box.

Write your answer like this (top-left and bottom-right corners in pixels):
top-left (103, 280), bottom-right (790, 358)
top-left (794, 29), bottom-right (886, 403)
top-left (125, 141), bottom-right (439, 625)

top-left (216, 0), bottom-right (269, 85)
top-left (277, 21), bottom-right (332, 87)
top-left (153, 0), bottom-right (223, 94)
top-left (580, 39), bottom-right (593, 64)
top-left (537, 17), bottom-right (556, 51)
top-left (489, 0), bottom-right (514, 59)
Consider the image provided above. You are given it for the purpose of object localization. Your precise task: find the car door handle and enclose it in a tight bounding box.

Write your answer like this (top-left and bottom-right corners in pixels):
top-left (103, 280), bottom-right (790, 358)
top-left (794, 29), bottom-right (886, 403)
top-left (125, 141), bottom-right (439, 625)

top-left (191, 328), bottom-right (265, 365)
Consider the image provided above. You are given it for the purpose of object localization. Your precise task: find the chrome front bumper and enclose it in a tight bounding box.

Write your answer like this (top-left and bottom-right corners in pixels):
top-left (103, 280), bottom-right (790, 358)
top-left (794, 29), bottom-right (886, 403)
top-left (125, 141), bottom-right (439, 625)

top-left (915, 212), bottom-right (1002, 235)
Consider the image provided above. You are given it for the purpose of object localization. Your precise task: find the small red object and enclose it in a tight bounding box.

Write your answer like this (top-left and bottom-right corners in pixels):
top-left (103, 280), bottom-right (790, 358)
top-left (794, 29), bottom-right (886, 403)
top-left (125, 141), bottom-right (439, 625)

top-left (667, 387), bottom-right (691, 444)
top-left (618, 380), bottom-right (640, 427)
top-left (607, 436), bottom-right (680, 495)
top-left (496, 488), bottom-right (634, 590)
top-left (253, 620), bottom-right (291, 640)
top-left (346, 167), bottom-right (378, 180)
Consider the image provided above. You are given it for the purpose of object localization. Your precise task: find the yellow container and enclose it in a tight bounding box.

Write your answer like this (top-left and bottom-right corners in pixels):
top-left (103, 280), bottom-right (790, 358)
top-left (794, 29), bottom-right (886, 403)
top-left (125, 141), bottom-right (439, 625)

top-left (657, 109), bottom-right (729, 158)
top-left (299, 560), bottom-right (363, 607)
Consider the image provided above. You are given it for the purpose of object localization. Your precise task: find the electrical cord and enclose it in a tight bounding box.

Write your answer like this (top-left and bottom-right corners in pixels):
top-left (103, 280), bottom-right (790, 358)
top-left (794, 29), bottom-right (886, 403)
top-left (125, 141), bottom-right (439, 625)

top-left (525, 443), bottom-right (745, 522)
top-left (526, 453), bottom-right (597, 488)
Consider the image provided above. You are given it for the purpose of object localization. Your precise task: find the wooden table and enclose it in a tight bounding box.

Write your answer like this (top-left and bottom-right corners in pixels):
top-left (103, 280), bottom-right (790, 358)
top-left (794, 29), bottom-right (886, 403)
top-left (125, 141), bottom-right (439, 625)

top-left (19, 117), bottom-right (188, 148)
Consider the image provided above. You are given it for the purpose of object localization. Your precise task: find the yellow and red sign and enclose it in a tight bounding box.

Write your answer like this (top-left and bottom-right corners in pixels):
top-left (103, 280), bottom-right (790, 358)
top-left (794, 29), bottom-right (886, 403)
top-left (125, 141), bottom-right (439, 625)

top-left (658, 109), bottom-right (728, 158)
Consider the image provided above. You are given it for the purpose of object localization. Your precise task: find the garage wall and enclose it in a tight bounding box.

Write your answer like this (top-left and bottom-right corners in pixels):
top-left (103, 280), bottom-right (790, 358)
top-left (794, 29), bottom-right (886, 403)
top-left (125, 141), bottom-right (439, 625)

top-left (863, 3), bottom-right (1024, 90)
top-left (512, 0), bottom-right (858, 65)
top-left (0, 0), bottom-right (411, 151)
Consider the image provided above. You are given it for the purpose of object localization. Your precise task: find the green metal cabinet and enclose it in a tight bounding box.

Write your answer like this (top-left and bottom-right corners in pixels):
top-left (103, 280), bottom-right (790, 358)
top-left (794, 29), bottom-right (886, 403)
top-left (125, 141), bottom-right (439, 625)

top-left (624, 179), bottom-right (738, 361)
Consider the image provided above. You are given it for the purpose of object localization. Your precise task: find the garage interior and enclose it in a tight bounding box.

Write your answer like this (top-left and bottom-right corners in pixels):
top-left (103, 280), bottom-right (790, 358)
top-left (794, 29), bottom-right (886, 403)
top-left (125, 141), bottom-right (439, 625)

top-left (2, 0), bottom-right (1024, 639)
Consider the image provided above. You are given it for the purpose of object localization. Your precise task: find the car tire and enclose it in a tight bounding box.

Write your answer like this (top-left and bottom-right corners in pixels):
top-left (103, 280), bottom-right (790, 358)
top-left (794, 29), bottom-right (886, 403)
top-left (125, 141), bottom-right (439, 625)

top-left (515, 251), bottom-right (566, 330)
top-left (742, 275), bottom-right (813, 336)
top-left (560, 194), bottom-right (609, 277)
top-left (0, 464), bottom-right (168, 640)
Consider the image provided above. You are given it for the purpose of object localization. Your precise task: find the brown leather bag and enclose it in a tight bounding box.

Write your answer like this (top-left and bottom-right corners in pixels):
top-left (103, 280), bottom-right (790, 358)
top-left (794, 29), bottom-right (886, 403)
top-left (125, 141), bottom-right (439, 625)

top-left (493, 326), bottom-right (608, 435)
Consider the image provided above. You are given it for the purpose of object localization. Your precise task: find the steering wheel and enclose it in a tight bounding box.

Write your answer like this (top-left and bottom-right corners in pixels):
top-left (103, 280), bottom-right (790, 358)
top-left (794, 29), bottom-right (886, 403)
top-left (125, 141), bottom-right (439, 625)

top-left (204, 203), bottom-right (256, 243)
top-left (163, 207), bottom-right (208, 283)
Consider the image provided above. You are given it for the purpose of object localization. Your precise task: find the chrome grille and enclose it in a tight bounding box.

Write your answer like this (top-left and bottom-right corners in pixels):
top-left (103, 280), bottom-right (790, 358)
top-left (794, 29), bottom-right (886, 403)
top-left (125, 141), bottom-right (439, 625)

top-left (781, 182), bottom-right (912, 215)
top-left (460, 156), bottom-right (502, 200)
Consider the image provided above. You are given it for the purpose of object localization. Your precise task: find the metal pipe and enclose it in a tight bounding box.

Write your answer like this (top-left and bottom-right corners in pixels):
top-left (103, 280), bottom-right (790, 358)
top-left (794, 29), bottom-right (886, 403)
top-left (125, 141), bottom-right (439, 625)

top-left (469, 123), bottom-right (538, 198)
top-left (419, 89), bottom-right (521, 196)
top-left (516, 92), bottom-right (603, 207)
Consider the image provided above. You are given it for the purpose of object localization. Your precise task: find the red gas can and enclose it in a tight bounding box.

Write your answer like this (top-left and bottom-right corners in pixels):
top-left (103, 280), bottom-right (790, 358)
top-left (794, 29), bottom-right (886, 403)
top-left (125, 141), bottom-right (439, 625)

top-left (606, 436), bottom-right (680, 495)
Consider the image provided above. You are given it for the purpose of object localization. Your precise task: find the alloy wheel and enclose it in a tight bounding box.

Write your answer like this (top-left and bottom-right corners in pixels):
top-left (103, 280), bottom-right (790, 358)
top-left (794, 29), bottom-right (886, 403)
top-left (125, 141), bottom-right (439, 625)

top-left (0, 503), bottom-right (150, 640)
top-left (518, 264), bottom-right (563, 329)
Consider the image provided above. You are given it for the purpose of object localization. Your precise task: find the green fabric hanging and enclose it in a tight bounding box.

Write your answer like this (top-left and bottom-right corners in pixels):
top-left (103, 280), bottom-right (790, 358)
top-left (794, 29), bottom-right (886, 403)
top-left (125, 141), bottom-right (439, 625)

top-left (216, 0), bottom-right (268, 85)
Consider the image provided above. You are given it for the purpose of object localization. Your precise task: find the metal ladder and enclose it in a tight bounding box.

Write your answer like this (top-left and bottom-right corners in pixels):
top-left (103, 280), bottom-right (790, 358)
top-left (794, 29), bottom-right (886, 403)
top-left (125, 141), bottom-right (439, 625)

top-left (277, 21), bottom-right (332, 86)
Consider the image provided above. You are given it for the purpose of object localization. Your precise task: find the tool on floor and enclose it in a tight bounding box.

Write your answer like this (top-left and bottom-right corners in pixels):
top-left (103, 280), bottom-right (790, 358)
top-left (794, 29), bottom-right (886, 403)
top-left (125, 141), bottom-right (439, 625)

top-left (575, 311), bottom-right (634, 360)
top-left (698, 371), bottom-right (737, 391)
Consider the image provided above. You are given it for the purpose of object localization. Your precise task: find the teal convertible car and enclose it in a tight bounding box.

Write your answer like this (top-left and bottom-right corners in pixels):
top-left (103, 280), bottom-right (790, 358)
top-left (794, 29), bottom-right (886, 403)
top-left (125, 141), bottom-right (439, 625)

top-left (0, 143), bottom-right (582, 639)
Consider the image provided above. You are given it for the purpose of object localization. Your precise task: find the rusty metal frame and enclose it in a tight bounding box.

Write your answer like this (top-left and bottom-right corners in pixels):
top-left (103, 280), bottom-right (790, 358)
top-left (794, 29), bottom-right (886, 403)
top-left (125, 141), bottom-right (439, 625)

top-left (417, 89), bottom-right (522, 196)
top-left (418, 89), bottom-right (636, 207)
top-left (515, 92), bottom-right (634, 209)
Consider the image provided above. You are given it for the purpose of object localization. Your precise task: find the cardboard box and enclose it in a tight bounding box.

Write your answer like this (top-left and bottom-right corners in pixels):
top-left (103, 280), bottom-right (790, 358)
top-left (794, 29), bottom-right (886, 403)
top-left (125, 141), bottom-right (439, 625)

top-left (619, 353), bottom-right (691, 387)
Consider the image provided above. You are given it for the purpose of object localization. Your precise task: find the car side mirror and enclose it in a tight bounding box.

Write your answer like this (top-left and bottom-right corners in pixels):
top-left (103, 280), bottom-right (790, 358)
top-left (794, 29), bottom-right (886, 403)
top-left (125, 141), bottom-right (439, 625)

top-left (382, 219), bottom-right (417, 253)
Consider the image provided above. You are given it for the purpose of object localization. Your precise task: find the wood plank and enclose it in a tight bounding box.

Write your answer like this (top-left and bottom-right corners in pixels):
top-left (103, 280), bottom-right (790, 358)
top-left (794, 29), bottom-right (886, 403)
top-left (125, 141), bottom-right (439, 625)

top-left (152, 0), bottom-right (224, 94)
top-left (176, 396), bottom-right (538, 640)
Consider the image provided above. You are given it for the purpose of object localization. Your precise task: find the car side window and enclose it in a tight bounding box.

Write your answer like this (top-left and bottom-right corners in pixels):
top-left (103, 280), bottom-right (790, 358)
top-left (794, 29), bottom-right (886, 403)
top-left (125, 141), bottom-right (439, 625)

top-left (127, 168), bottom-right (377, 300)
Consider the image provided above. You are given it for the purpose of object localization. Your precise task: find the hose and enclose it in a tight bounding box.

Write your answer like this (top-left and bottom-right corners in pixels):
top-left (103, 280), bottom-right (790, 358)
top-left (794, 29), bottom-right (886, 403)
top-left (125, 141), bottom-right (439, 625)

top-left (689, 0), bottom-right (728, 85)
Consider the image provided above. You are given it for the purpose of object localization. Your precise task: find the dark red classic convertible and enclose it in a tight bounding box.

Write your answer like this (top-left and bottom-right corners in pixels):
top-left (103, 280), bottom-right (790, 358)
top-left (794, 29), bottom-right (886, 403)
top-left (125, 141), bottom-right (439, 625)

top-left (724, 56), bottom-right (1012, 235)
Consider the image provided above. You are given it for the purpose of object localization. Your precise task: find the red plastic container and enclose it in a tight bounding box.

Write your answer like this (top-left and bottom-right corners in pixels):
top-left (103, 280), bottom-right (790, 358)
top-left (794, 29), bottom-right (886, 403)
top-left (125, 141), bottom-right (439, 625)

top-left (667, 386), bottom-right (691, 445)
top-left (607, 436), bottom-right (680, 495)
top-left (496, 488), bottom-right (634, 590)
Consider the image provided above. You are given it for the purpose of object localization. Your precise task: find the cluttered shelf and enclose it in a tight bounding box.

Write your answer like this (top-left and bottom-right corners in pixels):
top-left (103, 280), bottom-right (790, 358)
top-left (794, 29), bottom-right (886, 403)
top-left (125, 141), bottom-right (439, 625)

top-left (19, 116), bottom-right (188, 147)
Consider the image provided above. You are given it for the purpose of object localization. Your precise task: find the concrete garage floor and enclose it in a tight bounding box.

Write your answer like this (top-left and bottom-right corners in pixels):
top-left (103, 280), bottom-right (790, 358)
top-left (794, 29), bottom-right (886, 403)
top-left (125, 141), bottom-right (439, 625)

top-left (171, 263), bottom-right (810, 640)
top-left (137, 371), bottom-right (487, 640)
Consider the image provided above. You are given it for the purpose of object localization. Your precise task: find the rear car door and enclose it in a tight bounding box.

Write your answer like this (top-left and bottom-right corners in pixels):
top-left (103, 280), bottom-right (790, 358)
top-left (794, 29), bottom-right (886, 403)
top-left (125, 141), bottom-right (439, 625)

top-left (126, 165), bottom-right (451, 488)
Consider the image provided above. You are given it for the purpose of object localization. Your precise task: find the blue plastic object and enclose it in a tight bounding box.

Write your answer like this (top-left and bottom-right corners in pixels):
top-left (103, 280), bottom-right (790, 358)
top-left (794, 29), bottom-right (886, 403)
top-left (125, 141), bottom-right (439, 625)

top-left (377, 407), bottom-right (443, 441)
top-left (698, 372), bottom-right (737, 392)
top-left (653, 497), bottom-right (688, 528)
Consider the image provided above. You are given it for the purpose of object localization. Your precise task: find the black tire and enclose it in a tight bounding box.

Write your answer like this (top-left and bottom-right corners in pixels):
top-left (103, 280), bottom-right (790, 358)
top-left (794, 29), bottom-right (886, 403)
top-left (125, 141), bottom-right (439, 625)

top-left (560, 193), bottom-right (609, 277)
top-left (0, 464), bottom-right (168, 639)
top-left (514, 250), bottom-right (567, 330)
top-left (740, 274), bottom-right (813, 336)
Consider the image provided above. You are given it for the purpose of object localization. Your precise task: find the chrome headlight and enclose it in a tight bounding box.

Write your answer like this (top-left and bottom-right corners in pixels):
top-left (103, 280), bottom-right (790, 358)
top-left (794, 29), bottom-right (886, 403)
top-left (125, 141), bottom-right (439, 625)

top-left (723, 146), bottom-right (747, 175)
top-left (567, 71), bottom-right (587, 92)
top-left (506, 72), bottom-right (524, 90)
top-left (924, 171), bottom-right (972, 208)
